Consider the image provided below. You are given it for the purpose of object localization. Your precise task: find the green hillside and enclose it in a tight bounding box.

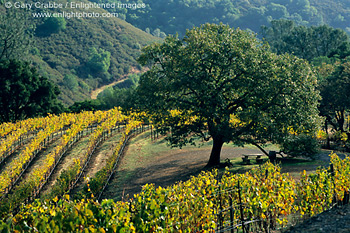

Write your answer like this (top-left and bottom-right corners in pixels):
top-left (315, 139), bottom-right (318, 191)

top-left (4, 0), bottom-right (350, 107)
top-left (109, 0), bottom-right (350, 36)
top-left (4, 0), bottom-right (159, 105)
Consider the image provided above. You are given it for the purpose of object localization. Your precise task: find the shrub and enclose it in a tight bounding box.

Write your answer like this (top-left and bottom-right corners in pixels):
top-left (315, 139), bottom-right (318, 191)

top-left (87, 47), bottom-right (111, 77)
top-left (280, 134), bottom-right (320, 158)
top-left (63, 74), bottom-right (79, 91)
top-left (36, 17), bottom-right (66, 35)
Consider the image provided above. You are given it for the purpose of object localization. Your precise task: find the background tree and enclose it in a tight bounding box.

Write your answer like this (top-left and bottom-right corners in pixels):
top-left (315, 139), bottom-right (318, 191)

top-left (95, 73), bottom-right (140, 110)
top-left (86, 47), bottom-right (111, 82)
top-left (261, 20), bottom-right (349, 61)
top-left (318, 59), bottom-right (350, 133)
top-left (63, 74), bottom-right (79, 91)
top-left (36, 16), bottom-right (67, 36)
top-left (312, 43), bottom-right (350, 149)
top-left (97, 87), bottom-right (136, 110)
top-left (68, 100), bottom-right (102, 113)
top-left (261, 19), bottom-right (296, 54)
top-left (0, 60), bottom-right (63, 123)
top-left (328, 41), bottom-right (350, 59)
top-left (0, 8), bottom-right (34, 61)
top-left (136, 23), bottom-right (321, 167)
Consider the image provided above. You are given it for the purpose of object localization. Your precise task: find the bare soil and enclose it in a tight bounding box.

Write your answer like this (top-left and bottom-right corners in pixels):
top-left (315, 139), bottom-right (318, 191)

top-left (284, 204), bottom-right (350, 233)
top-left (69, 133), bottom-right (122, 196)
top-left (39, 135), bottom-right (92, 197)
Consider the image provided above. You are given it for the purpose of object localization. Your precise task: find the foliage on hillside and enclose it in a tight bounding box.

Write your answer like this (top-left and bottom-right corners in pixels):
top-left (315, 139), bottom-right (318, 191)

top-left (1, 1), bottom-right (159, 106)
top-left (103, 0), bottom-right (350, 37)
top-left (0, 8), bottom-right (34, 61)
top-left (66, 73), bottom-right (140, 113)
top-left (261, 20), bottom-right (350, 61)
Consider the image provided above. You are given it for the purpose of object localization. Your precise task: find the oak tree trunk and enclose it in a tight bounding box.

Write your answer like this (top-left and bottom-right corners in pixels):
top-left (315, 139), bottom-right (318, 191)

top-left (206, 137), bottom-right (224, 167)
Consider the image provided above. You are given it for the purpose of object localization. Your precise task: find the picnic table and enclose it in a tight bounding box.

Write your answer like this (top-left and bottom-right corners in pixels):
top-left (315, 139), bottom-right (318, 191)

top-left (242, 154), bottom-right (264, 165)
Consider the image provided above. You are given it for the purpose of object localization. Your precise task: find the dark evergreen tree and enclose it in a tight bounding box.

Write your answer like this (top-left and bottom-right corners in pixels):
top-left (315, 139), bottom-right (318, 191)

top-left (0, 60), bottom-right (63, 123)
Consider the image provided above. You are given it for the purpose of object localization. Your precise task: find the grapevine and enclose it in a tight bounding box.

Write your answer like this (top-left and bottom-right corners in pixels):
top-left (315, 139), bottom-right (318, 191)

top-left (0, 111), bottom-right (349, 232)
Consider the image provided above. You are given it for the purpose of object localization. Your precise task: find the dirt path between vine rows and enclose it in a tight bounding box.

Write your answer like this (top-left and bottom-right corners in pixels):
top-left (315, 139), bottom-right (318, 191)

top-left (39, 135), bottom-right (92, 197)
top-left (69, 132), bottom-right (123, 197)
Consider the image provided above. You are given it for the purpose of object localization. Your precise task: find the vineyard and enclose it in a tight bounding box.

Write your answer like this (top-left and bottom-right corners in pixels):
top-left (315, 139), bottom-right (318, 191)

top-left (0, 108), bottom-right (144, 216)
top-left (0, 110), bottom-right (350, 232)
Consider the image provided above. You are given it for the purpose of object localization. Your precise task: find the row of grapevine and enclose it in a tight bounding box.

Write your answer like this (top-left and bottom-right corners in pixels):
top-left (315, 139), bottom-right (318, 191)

top-left (79, 119), bottom-right (144, 200)
top-left (0, 110), bottom-right (140, 214)
top-left (0, 114), bottom-right (76, 200)
top-left (297, 153), bottom-right (350, 218)
top-left (1, 197), bottom-right (136, 233)
top-left (217, 162), bottom-right (296, 230)
top-left (0, 121), bottom-right (16, 138)
top-left (49, 108), bottom-right (128, 199)
top-left (0, 117), bottom-right (41, 139)
top-left (0, 111), bottom-right (115, 216)
top-left (69, 108), bottom-right (127, 192)
top-left (0, 117), bottom-right (47, 167)
top-left (0, 111), bottom-right (111, 214)
top-left (1, 153), bottom-right (349, 232)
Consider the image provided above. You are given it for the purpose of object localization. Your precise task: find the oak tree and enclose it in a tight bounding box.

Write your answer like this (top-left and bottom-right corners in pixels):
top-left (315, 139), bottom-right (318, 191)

top-left (136, 24), bottom-right (320, 166)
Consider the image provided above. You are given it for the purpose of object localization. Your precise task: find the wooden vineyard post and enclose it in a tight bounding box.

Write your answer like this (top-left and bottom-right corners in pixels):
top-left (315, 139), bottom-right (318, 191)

top-left (218, 184), bottom-right (223, 231)
top-left (329, 163), bottom-right (337, 204)
top-left (229, 195), bottom-right (234, 233)
top-left (238, 181), bottom-right (246, 233)
top-left (151, 125), bottom-right (153, 141)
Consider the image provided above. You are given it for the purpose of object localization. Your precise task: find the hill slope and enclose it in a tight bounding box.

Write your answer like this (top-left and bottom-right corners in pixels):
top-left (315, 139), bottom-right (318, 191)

top-left (19, 0), bottom-right (159, 105)
top-left (116, 0), bottom-right (350, 36)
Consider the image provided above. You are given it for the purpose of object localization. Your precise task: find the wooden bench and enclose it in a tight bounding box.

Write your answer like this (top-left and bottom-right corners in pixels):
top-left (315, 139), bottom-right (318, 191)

top-left (242, 154), bottom-right (264, 165)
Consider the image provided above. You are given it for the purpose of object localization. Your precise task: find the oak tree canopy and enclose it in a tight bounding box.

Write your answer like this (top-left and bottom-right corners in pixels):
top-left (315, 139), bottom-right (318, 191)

top-left (136, 23), bottom-right (320, 166)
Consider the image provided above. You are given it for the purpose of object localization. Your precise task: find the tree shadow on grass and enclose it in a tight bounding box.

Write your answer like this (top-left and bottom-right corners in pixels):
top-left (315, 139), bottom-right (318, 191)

top-left (102, 157), bottom-right (207, 202)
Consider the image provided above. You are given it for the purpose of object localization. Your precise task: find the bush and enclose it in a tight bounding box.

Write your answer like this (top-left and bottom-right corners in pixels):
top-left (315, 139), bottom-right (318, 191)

top-left (36, 17), bottom-right (66, 36)
top-left (114, 79), bottom-right (134, 89)
top-left (280, 134), bottom-right (320, 158)
top-left (87, 47), bottom-right (111, 77)
top-left (63, 74), bottom-right (79, 91)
